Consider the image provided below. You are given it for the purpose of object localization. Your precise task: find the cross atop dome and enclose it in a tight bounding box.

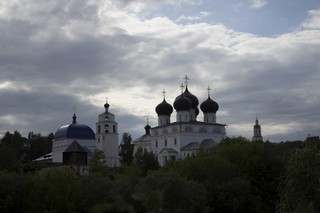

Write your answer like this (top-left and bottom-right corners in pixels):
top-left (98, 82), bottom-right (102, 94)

top-left (184, 74), bottom-right (190, 86)
top-left (72, 105), bottom-right (77, 124)
top-left (162, 89), bottom-right (167, 99)
top-left (207, 86), bottom-right (211, 97)
top-left (180, 83), bottom-right (184, 94)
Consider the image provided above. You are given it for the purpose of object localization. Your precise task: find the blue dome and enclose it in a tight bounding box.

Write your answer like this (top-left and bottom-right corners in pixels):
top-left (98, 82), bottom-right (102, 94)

top-left (54, 114), bottom-right (95, 140)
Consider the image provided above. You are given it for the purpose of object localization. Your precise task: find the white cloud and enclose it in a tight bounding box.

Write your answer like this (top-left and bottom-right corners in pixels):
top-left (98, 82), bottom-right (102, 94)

top-left (249, 0), bottom-right (267, 9)
top-left (301, 9), bottom-right (320, 29)
top-left (0, 0), bottom-right (319, 141)
top-left (176, 11), bottom-right (213, 22)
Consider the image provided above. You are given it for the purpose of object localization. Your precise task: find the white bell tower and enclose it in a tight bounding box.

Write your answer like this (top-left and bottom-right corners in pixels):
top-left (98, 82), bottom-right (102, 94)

top-left (96, 99), bottom-right (120, 167)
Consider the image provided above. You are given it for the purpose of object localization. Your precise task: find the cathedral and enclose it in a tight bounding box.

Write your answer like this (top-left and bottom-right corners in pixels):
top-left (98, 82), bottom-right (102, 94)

top-left (134, 76), bottom-right (227, 166)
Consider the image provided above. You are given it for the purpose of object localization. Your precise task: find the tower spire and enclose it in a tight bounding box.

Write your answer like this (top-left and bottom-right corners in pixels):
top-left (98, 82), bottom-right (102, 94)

top-left (145, 116), bottom-right (151, 135)
top-left (72, 105), bottom-right (77, 124)
top-left (104, 97), bottom-right (110, 113)
top-left (252, 115), bottom-right (263, 142)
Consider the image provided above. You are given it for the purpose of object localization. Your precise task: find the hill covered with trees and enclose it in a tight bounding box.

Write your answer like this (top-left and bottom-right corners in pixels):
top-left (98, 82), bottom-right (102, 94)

top-left (0, 131), bottom-right (319, 212)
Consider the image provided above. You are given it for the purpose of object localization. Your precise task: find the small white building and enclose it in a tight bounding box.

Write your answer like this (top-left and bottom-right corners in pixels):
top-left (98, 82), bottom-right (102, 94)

top-left (52, 114), bottom-right (96, 163)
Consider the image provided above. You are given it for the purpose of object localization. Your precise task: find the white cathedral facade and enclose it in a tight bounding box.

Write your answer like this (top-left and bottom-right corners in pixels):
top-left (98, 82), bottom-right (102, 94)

top-left (134, 77), bottom-right (227, 166)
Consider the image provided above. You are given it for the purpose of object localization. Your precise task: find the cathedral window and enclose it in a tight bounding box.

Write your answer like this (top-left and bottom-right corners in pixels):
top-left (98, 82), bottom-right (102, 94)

top-left (199, 127), bottom-right (207, 132)
top-left (155, 141), bottom-right (158, 148)
top-left (185, 126), bottom-right (193, 132)
top-left (165, 139), bottom-right (167, 147)
top-left (104, 124), bottom-right (109, 133)
top-left (98, 125), bottom-right (101, 133)
top-left (174, 138), bottom-right (177, 146)
top-left (213, 128), bottom-right (220, 133)
top-left (113, 125), bottom-right (116, 133)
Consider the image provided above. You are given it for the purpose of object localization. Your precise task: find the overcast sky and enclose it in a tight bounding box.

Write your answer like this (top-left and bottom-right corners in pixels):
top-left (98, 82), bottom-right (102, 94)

top-left (0, 0), bottom-right (319, 142)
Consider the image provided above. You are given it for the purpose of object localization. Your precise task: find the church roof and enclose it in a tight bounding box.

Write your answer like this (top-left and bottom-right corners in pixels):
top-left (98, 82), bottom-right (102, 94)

top-left (200, 139), bottom-right (217, 148)
top-left (181, 142), bottom-right (199, 151)
top-left (64, 140), bottom-right (86, 153)
top-left (159, 148), bottom-right (178, 154)
top-left (133, 134), bottom-right (152, 143)
top-left (54, 114), bottom-right (95, 140)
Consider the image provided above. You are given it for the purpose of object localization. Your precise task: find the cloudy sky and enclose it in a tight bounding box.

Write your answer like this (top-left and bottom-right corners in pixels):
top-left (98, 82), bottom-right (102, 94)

top-left (0, 0), bottom-right (319, 142)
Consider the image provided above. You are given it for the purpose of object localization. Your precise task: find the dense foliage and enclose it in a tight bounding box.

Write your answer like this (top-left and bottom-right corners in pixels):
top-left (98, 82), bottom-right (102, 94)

top-left (1, 131), bottom-right (320, 212)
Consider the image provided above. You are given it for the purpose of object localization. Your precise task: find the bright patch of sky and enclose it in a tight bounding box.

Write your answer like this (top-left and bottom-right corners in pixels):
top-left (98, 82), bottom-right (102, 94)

top-left (138, 0), bottom-right (320, 36)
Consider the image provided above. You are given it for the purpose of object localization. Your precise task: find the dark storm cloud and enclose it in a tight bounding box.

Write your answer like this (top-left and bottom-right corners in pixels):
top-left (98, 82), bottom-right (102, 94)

top-left (0, 0), bottom-right (319, 142)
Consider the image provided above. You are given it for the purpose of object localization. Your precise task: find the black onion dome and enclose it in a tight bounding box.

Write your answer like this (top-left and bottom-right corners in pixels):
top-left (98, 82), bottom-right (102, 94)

top-left (155, 99), bottom-right (173, 115)
top-left (145, 124), bottom-right (151, 135)
top-left (200, 96), bottom-right (219, 113)
top-left (184, 87), bottom-right (199, 108)
top-left (174, 95), bottom-right (192, 111)
top-left (104, 102), bottom-right (110, 109)
top-left (195, 107), bottom-right (200, 116)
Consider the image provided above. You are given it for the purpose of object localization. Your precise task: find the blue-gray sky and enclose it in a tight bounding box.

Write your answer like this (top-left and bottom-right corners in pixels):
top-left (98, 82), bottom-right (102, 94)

top-left (0, 0), bottom-right (319, 142)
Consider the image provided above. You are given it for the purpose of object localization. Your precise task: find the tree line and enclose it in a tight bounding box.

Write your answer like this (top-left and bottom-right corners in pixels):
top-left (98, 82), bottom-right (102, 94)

top-left (0, 131), bottom-right (320, 212)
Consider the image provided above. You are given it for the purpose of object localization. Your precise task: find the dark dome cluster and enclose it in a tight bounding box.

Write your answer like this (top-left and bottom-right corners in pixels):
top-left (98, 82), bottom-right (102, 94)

top-left (155, 85), bottom-right (219, 114)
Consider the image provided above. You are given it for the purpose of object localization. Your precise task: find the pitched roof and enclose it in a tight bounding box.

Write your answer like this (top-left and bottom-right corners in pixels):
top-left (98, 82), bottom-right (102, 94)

top-left (181, 142), bottom-right (199, 151)
top-left (64, 140), bottom-right (86, 153)
top-left (159, 147), bottom-right (178, 155)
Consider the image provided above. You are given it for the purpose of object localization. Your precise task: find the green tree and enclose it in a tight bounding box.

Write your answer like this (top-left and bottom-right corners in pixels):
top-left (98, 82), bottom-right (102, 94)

top-left (0, 172), bottom-right (31, 213)
top-left (119, 133), bottom-right (134, 166)
top-left (215, 137), bottom-right (286, 212)
top-left (0, 131), bottom-right (28, 171)
top-left (89, 149), bottom-right (107, 173)
top-left (28, 132), bottom-right (53, 161)
top-left (28, 167), bottom-right (81, 213)
top-left (278, 136), bottom-right (320, 212)
top-left (134, 147), bottom-right (159, 176)
top-left (136, 171), bottom-right (208, 213)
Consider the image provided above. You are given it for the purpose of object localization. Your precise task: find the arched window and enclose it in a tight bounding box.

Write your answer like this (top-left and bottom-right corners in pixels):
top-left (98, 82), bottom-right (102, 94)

top-left (184, 126), bottom-right (193, 132)
top-left (199, 127), bottom-right (207, 132)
